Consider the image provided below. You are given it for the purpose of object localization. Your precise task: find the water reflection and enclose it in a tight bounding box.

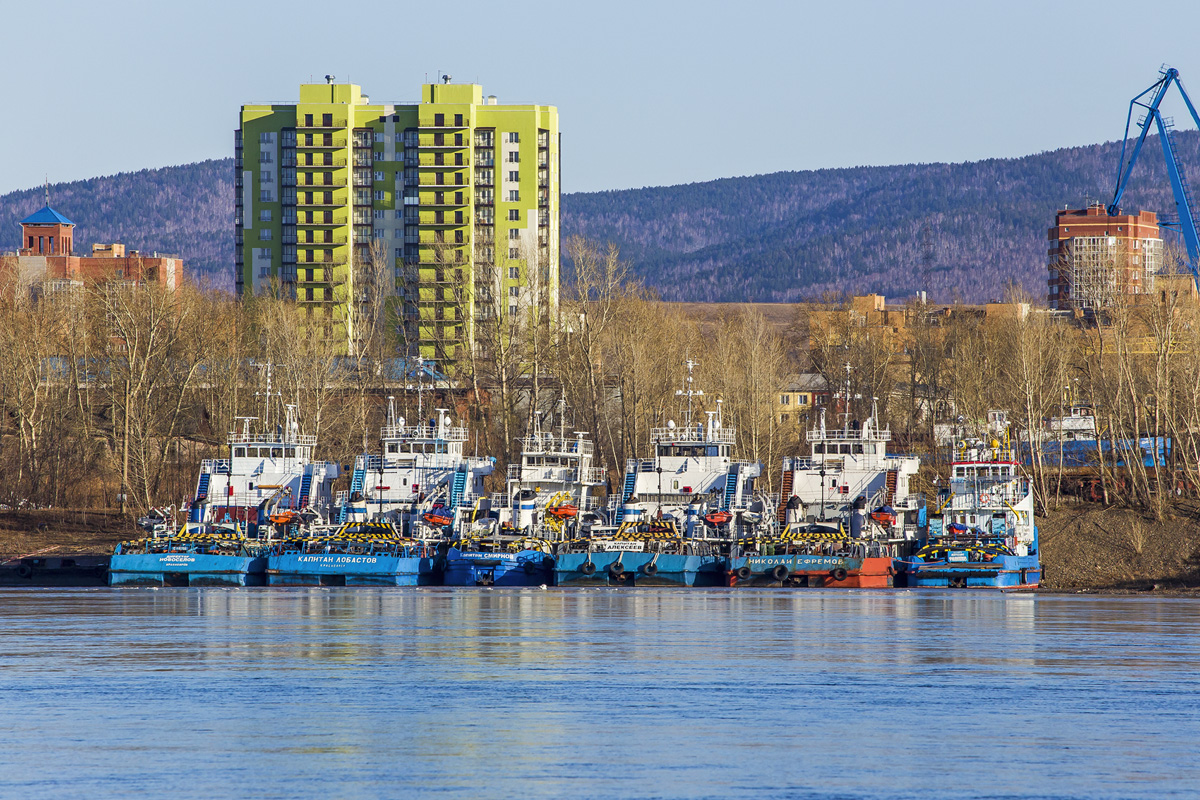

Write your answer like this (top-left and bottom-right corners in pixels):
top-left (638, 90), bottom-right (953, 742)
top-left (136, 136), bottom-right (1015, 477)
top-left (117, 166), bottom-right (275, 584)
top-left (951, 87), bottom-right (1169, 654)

top-left (1, 589), bottom-right (1198, 800)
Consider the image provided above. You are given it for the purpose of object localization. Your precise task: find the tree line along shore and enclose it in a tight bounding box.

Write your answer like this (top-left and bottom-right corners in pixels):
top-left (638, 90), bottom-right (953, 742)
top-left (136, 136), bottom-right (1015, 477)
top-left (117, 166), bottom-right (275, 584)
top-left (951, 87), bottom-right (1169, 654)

top-left (2, 238), bottom-right (1200, 590)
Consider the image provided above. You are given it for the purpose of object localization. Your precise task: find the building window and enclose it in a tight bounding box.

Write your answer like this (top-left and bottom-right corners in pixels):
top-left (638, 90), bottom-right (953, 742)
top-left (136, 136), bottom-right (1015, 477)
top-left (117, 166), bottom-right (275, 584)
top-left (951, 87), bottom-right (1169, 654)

top-left (509, 229), bottom-right (520, 240)
top-left (508, 266), bottom-right (519, 279)
top-left (508, 190), bottom-right (519, 201)
top-left (509, 286), bottom-right (519, 297)
top-left (260, 209), bottom-right (272, 221)
top-left (374, 210), bottom-right (386, 219)
top-left (260, 229), bottom-right (272, 241)
top-left (508, 171), bottom-right (520, 182)
top-left (259, 150), bottom-right (273, 163)
top-left (780, 395), bottom-right (790, 405)
top-left (506, 132), bottom-right (519, 143)
top-left (454, 114), bottom-right (463, 126)
top-left (374, 170), bottom-right (384, 181)
top-left (259, 190), bottom-right (273, 202)
top-left (375, 190), bottom-right (385, 201)
top-left (395, 248), bottom-right (403, 259)
top-left (507, 151), bottom-right (520, 163)
top-left (509, 304), bottom-right (518, 316)
top-left (259, 132), bottom-right (275, 144)
top-left (509, 247), bottom-right (520, 259)
top-left (508, 209), bottom-right (520, 221)
top-left (374, 228), bottom-right (386, 239)
top-left (394, 209), bottom-right (404, 219)
top-left (434, 113), bottom-right (445, 127)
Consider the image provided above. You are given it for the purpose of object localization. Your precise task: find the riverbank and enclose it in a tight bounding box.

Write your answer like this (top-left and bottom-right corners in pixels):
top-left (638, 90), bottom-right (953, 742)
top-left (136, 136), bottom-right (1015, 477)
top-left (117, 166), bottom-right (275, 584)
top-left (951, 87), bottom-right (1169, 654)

top-left (0, 510), bottom-right (133, 562)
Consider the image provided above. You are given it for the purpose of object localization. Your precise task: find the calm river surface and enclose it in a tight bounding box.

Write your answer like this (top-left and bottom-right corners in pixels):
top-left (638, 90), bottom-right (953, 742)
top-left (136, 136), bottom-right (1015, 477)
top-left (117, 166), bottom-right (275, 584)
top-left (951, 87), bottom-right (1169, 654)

top-left (1, 588), bottom-right (1197, 799)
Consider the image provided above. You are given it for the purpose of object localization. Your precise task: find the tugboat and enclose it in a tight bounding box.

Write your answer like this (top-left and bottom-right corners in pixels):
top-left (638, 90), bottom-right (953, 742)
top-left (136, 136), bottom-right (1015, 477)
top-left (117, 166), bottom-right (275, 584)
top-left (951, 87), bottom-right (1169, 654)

top-left (733, 378), bottom-right (924, 588)
top-left (266, 521), bottom-right (439, 586)
top-left (903, 435), bottom-right (1040, 589)
top-left (342, 399), bottom-right (493, 537)
top-left (446, 396), bottom-right (606, 587)
top-left (109, 390), bottom-right (338, 587)
top-left (556, 361), bottom-right (775, 586)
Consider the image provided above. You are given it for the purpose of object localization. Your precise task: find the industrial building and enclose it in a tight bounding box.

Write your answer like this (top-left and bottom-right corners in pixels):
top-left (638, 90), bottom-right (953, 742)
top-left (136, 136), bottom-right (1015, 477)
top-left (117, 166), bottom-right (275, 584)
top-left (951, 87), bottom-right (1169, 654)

top-left (235, 78), bottom-right (560, 365)
top-left (1047, 203), bottom-right (1162, 311)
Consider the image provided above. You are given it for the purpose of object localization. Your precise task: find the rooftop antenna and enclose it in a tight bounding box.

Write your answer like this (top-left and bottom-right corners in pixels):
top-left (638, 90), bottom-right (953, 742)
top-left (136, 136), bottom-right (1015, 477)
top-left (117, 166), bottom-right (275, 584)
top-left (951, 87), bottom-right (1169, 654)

top-left (325, 74), bottom-right (335, 84)
top-left (44, 175), bottom-right (49, 208)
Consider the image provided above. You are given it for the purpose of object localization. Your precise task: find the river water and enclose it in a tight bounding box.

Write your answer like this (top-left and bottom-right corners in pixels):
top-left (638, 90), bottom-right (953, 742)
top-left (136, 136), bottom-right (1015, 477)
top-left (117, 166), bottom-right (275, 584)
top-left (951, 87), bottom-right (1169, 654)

top-left (0, 588), bottom-right (1197, 799)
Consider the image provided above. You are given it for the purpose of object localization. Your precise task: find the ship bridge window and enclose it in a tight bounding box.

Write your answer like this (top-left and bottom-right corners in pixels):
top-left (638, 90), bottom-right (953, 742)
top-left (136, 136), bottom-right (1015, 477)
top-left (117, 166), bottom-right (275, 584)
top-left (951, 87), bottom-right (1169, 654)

top-left (840, 444), bottom-right (851, 455)
top-left (852, 443), bottom-right (864, 454)
top-left (387, 444), bottom-right (398, 454)
top-left (864, 443), bottom-right (877, 454)
top-left (954, 467), bottom-right (964, 477)
top-left (272, 448), bottom-right (283, 458)
top-left (813, 443), bottom-right (825, 454)
top-left (234, 447), bottom-right (246, 458)
top-left (285, 448), bottom-right (295, 458)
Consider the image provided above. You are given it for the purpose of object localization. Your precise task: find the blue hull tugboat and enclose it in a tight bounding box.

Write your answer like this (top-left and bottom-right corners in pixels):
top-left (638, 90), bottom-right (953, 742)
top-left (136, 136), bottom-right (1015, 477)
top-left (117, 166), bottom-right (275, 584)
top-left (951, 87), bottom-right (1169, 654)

top-left (267, 522), bottom-right (439, 586)
top-left (109, 528), bottom-right (267, 587)
top-left (902, 434), bottom-right (1041, 590)
top-left (555, 361), bottom-right (775, 586)
top-left (110, 391), bottom-right (338, 587)
top-left (442, 546), bottom-right (555, 587)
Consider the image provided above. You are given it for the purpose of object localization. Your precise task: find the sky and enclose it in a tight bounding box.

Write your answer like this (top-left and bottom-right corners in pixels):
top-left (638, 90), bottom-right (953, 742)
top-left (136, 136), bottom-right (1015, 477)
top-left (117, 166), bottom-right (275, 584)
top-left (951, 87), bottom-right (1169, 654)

top-left (5, 0), bottom-right (1200, 196)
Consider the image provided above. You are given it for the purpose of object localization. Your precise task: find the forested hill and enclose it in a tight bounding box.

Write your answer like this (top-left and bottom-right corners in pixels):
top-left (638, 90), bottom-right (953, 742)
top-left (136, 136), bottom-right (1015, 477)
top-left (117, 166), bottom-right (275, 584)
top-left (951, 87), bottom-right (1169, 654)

top-left (2, 132), bottom-right (1198, 301)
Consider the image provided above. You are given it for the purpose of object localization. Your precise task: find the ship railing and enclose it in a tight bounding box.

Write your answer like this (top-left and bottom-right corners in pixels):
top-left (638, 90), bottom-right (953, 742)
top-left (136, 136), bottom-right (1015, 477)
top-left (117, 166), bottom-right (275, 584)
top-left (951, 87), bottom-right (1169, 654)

top-left (201, 459), bottom-right (231, 474)
top-left (783, 456), bottom-right (847, 471)
top-left (465, 457), bottom-right (494, 473)
top-left (518, 435), bottom-right (593, 455)
top-left (227, 431), bottom-right (318, 446)
top-left (489, 492), bottom-right (511, 509)
top-left (808, 427), bottom-right (892, 442)
top-left (651, 427), bottom-right (736, 444)
top-left (380, 423), bottom-right (468, 442)
top-left (635, 459), bottom-right (659, 473)
top-left (949, 476), bottom-right (1019, 493)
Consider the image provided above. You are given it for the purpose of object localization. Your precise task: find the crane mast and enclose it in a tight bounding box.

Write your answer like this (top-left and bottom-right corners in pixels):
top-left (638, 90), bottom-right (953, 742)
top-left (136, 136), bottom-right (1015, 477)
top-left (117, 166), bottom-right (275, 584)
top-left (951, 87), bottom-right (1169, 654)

top-left (1109, 65), bottom-right (1200, 291)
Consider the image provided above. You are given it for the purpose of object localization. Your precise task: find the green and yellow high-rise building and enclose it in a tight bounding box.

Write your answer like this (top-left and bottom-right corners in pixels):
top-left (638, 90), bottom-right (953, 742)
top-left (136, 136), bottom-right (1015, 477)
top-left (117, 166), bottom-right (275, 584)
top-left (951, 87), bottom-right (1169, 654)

top-left (235, 77), bottom-right (560, 363)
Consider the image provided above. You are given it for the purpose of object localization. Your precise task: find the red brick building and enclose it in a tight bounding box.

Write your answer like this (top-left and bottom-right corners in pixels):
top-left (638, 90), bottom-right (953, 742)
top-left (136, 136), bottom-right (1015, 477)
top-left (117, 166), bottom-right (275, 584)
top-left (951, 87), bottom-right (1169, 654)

top-left (4, 205), bottom-right (182, 294)
top-left (1047, 204), bottom-right (1162, 310)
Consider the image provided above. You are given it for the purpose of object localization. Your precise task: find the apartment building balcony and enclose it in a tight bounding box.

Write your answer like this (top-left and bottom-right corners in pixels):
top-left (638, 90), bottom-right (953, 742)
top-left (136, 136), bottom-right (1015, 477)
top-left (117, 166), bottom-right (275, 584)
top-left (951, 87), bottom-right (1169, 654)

top-left (296, 136), bottom-right (348, 149)
top-left (296, 178), bottom-right (348, 189)
top-left (416, 138), bottom-right (468, 150)
top-left (418, 120), bottom-right (468, 130)
top-left (296, 118), bottom-right (348, 130)
top-left (298, 255), bottom-right (348, 267)
top-left (297, 216), bottom-right (348, 227)
top-left (419, 196), bottom-right (469, 207)
top-left (296, 197), bottom-right (343, 208)
top-left (298, 156), bottom-right (347, 167)
top-left (418, 158), bottom-right (470, 169)
top-left (299, 234), bottom-right (348, 245)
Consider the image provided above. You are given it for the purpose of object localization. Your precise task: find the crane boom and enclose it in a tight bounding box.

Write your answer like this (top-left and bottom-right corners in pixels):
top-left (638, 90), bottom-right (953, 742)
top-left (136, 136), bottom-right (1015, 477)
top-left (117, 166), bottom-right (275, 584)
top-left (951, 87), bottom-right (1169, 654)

top-left (1109, 66), bottom-right (1200, 291)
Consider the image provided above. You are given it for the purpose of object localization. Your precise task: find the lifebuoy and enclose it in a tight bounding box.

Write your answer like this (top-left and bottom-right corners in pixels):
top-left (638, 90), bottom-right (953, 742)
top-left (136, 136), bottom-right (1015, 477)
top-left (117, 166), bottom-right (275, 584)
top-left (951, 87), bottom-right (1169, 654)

top-left (770, 564), bottom-right (789, 582)
top-left (642, 561), bottom-right (659, 576)
top-left (580, 561), bottom-right (597, 576)
top-left (735, 565), bottom-right (751, 580)
top-left (830, 567), bottom-right (848, 581)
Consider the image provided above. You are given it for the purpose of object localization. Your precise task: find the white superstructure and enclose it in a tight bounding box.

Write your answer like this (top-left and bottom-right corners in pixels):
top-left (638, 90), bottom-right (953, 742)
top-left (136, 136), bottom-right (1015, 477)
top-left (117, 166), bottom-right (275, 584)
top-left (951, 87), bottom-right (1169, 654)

top-left (346, 399), bottom-right (493, 534)
top-left (939, 438), bottom-right (1037, 556)
top-left (611, 361), bottom-right (772, 538)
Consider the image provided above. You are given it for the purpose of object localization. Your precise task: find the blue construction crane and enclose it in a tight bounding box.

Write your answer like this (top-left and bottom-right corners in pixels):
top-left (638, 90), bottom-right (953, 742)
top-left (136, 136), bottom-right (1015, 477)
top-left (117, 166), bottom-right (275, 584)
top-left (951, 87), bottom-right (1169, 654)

top-left (1110, 65), bottom-right (1200, 290)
